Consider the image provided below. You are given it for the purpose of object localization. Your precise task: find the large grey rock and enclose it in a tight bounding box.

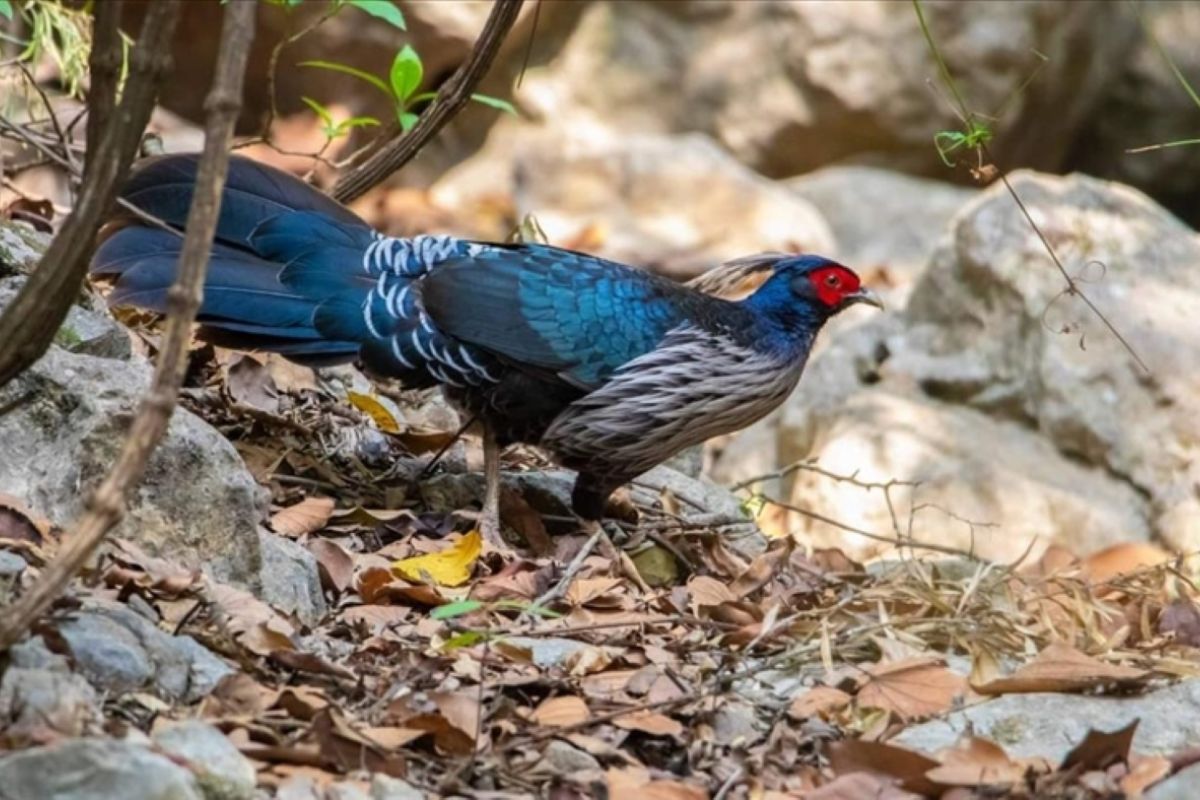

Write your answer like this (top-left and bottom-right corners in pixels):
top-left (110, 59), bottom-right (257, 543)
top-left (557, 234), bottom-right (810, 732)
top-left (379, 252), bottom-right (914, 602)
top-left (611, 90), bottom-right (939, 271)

top-left (468, 1), bottom-right (1134, 181)
top-left (0, 738), bottom-right (202, 800)
top-left (1149, 762), bottom-right (1200, 800)
top-left (0, 277), bottom-right (131, 360)
top-left (0, 345), bottom-right (323, 616)
top-left (49, 601), bottom-right (232, 703)
top-left (894, 679), bottom-right (1200, 764)
top-left (713, 172), bottom-right (1200, 559)
top-left (0, 220), bottom-right (50, 277)
top-left (436, 132), bottom-right (834, 280)
top-left (153, 721), bottom-right (256, 800)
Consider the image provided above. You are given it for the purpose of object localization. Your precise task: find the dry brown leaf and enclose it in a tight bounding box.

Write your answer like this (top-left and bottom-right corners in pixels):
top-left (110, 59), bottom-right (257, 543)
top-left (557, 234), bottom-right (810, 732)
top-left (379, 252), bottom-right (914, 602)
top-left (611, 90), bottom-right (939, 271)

top-left (340, 605), bottom-right (411, 632)
top-left (926, 737), bottom-right (1026, 787)
top-left (1083, 542), bottom-right (1172, 584)
top-left (0, 493), bottom-right (54, 544)
top-left (1120, 754), bottom-right (1172, 797)
top-left (207, 582), bottom-right (296, 656)
top-left (856, 657), bottom-right (968, 720)
top-left (788, 686), bottom-right (852, 720)
top-left (804, 773), bottom-right (920, 800)
top-left (687, 575), bottom-right (736, 608)
top-left (271, 496), bottom-right (335, 538)
top-left (565, 577), bottom-right (625, 607)
top-left (269, 650), bottom-right (355, 681)
top-left (827, 739), bottom-right (942, 796)
top-left (397, 691), bottom-right (481, 756)
top-left (225, 354), bottom-right (279, 414)
top-left (612, 710), bottom-right (684, 738)
top-left (500, 486), bottom-right (554, 555)
top-left (973, 642), bottom-right (1149, 695)
top-left (605, 767), bottom-right (706, 800)
top-left (1060, 720), bottom-right (1139, 772)
top-left (310, 708), bottom-right (406, 777)
top-left (308, 538), bottom-right (354, 593)
top-left (729, 536), bottom-right (794, 599)
top-left (532, 696), bottom-right (590, 728)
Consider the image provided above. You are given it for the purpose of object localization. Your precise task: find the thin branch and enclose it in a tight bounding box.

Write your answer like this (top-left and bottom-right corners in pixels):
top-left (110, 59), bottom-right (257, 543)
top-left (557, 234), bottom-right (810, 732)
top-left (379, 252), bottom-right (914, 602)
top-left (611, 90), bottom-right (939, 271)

top-left (331, 0), bottom-right (524, 204)
top-left (0, 0), bottom-right (257, 651)
top-left (84, 1), bottom-right (122, 159)
top-left (0, 1), bottom-right (181, 388)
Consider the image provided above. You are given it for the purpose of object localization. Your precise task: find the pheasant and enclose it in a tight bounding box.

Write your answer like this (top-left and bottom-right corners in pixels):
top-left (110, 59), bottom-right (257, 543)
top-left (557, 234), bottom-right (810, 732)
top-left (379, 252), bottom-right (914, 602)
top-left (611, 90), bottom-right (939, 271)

top-left (90, 154), bottom-right (881, 547)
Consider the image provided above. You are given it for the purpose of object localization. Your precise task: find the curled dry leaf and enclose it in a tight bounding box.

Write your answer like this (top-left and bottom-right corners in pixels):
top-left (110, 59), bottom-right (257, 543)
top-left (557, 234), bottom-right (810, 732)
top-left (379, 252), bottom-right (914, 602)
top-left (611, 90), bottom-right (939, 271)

top-left (271, 496), bottom-right (336, 538)
top-left (310, 708), bottom-right (406, 778)
top-left (827, 740), bottom-right (942, 797)
top-left (926, 737), bottom-right (1028, 787)
top-left (729, 536), bottom-right (794, 599)
top-left (686, 575), bottom-right (736, 609)
top-left (395, 690), bottom-right (481, 756)
top-left (0, 493), bottom-right (54, 545)
top-left (804, 773), bottom-right (920, 800)
top-left (308, 538), bottom-right (355, 594)
top-left (1119, 754), bottom-right (1172, 797)
top-left (788, 686), bottom-right (852, 720)
top-left (606, 767), bottom-right (707, 800)
top-left (973, 642), bottom-right (1149, 695)
top-left (856, 657), bottom-right (970, 721)
top-left (612, 710), bottom-right (684, 738)
top-left (207, 581), bottom-right (297, 656)
top-left (532, 696), bottom-right (591, 728)
top-left (1060, 720), bottom-right (1139, 772)
top-left (1158, 599), bottom-right (1200, 648)
top-left (1083, 542), bottom-right (1172, 584)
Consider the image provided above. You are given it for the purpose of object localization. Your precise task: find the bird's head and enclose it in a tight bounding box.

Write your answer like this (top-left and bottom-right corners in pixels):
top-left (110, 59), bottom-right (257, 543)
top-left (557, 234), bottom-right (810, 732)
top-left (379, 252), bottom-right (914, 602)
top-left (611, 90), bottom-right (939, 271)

top-left (734, 253), bottom-right (883, 328)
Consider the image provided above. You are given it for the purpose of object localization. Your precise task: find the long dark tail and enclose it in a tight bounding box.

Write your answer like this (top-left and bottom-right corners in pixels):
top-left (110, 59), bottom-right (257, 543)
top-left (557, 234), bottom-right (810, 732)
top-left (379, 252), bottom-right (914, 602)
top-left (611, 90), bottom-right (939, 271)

top-left (90, 154), bottom-right (375, 364)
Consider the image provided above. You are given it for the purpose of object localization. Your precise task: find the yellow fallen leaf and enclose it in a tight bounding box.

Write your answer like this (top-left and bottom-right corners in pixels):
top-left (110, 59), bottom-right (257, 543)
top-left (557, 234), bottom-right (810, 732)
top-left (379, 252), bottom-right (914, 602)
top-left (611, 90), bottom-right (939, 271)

top-left (392, 531), bottom-right (481, 587)
top-left (347, 390), bottom-right (402, 434)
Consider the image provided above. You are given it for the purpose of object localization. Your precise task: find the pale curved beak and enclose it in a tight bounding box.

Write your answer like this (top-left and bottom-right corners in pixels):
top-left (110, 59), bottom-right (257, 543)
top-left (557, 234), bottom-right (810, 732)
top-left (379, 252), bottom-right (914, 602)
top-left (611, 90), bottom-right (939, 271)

top-left (843, 287), bottom-right (885, 310)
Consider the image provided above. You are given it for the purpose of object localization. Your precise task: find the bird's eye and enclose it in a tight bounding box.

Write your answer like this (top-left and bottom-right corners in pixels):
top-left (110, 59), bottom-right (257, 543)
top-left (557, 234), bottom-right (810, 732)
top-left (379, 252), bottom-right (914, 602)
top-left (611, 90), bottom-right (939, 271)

top-left (824, 273), bottom-right (841, 288)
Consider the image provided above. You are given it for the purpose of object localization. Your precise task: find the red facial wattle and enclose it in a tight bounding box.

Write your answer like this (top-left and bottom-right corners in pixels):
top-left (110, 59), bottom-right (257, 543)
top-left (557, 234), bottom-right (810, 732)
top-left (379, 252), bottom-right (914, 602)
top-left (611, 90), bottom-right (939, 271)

top-left (808, 266), bottom-right (862, 307)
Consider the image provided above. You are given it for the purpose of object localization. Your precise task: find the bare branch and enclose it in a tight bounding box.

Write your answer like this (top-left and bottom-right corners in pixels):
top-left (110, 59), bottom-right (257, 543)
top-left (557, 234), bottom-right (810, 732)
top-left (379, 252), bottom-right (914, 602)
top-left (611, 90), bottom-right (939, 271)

top-left (331, 0), bottom-right (524, 205)
top-left (0, 1), bottom-right (182, 388)
top-left (0, 0), bottom-right (257, 651)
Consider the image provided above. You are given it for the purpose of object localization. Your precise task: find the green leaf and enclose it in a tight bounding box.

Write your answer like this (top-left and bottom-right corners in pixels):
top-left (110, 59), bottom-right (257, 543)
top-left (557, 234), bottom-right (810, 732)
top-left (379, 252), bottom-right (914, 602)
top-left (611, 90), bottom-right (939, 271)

top-left (300, 96), bottom-right (333, 127)
top-left (430, 599), bottom-right (484, 620)
top-left (442, 630), bottom-right (486, 649)
top-left (344, 0), bottom-right (406, 30)
top-left (335, 115), bottom-right (381, 132)
top-left (299, 59), bottom-right (391, 99)
top-left (389, 44), bottom-right (423, 103)
top-left (0, 0), bottom-right (15, 20)
top-left (470, 93), bottom-right (517, 115)
top-left (398, 110), bottom-right (419, 132)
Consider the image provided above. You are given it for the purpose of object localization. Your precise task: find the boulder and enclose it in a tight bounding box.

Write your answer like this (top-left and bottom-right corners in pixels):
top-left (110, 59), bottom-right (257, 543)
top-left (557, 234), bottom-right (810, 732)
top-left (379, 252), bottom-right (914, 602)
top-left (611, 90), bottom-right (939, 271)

top-left (0, 345), bottom-right (324, 620)
top-left (477, 1), bottom-right (1135, 180)
top-left (713, 171), bottom-right (1200, 559)
top-left (894, 678), bottom-right (1200, 764)
top-left (435, 131), bottom-right (834, 280)
top-left (0, 738), bottom-right (203, 800)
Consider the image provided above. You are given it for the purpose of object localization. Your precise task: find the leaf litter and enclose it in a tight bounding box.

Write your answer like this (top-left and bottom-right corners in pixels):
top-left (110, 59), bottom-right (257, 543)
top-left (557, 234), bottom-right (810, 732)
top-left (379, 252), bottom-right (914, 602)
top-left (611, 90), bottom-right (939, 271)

top-left (4, 338), bottom-right (1200, 798)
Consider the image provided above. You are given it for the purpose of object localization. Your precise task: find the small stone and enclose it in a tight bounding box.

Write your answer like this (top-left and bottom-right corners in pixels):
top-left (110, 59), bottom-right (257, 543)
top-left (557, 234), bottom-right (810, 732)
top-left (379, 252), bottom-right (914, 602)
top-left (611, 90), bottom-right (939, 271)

top-left (370, 773), bottom-right (425, 800)
top-left (0, 549), bottom-right (28, 576)
top-left (153, 721), bottom-right (256, 800)
top-left (541, 740), bottom-right (601, 775)
top-left (711, 701), bottom-right (761, 747)
top-left (0, 738), bottom-right (202, 800)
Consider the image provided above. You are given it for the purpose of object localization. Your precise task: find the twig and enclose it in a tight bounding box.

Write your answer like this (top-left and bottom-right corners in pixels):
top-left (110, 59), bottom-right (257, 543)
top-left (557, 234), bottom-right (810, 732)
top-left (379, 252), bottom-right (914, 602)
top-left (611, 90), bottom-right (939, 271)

top-left (0, 1), bottom-right (181, 389)
top-left (84, 1), bottom-right (122, 155)
top-left (523, 526), bottom-right (604, 617)
top-left (331, 0), bottom-right (524, 204)
top-left (0, 0), bottom-right (257, 651)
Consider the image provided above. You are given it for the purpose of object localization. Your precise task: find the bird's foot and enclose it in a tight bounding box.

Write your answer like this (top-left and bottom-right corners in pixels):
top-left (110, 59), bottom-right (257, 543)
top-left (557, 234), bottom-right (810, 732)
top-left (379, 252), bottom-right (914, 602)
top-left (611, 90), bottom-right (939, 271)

top-left (477, 508), bottom-right (518, 560)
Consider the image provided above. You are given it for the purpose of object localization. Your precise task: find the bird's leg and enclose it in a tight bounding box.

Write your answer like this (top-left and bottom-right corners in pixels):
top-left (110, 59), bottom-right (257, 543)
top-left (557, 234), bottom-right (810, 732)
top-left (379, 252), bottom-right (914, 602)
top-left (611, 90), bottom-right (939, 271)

top-left (479, 423), bottom-right (506, 551)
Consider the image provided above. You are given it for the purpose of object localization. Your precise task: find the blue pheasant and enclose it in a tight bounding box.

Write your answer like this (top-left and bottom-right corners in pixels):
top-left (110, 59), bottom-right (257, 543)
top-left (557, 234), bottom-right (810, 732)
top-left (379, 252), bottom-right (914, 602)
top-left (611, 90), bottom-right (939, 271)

top-left (91, 154), bottom-right (880, 547)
